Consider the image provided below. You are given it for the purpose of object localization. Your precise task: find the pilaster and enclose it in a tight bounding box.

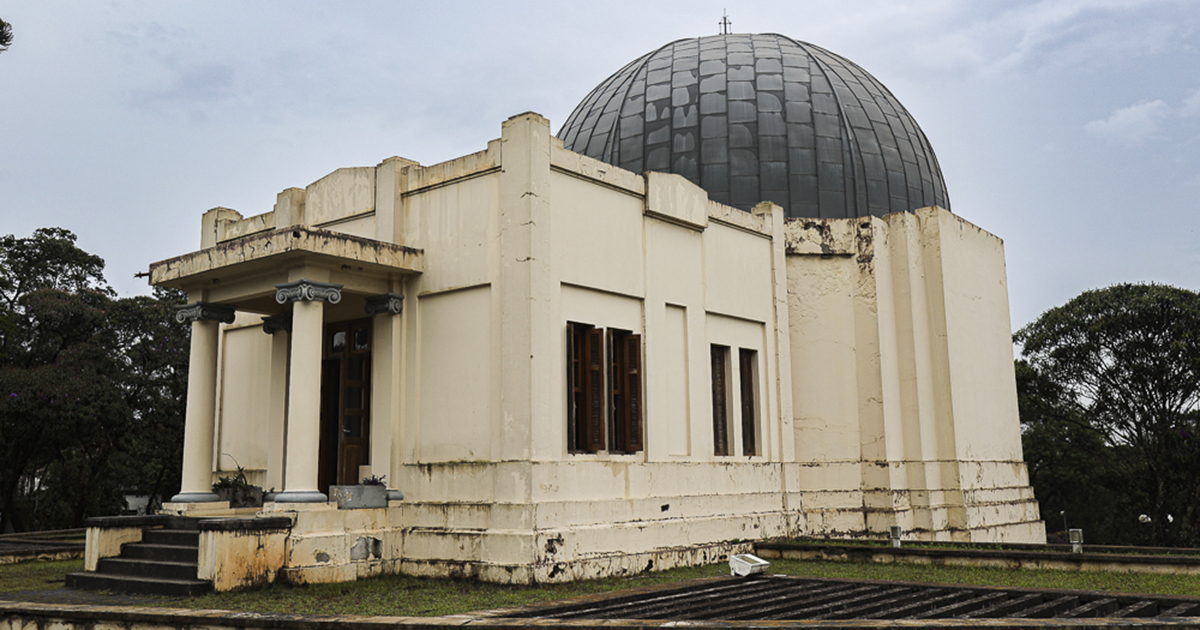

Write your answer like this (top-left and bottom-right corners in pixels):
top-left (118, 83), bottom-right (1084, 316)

top-left (375, 156), bottom-right (419, 246)
top-left (261, 314), bottom-right (292, 493)
top-left (200, 208), bottom-right (243, 249)
top-left (752, 202), bottom-right (793, 464)
top-left (273, 188), bottom-right (307, 229)
top-left (368, 286), bottom-right (405, 500)
top-left (496, 113), bottom-right (553, 469)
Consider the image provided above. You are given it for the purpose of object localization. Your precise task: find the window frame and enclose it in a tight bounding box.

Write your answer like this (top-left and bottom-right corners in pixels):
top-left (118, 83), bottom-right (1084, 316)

top-left (567, 321), bottom-right (643, 455)
top-left (608, 328), bottom-right (643, 454)
top-left (711, 344), bottom-right (732, 456)
top-left (739, 348), bottom-right (758, 456)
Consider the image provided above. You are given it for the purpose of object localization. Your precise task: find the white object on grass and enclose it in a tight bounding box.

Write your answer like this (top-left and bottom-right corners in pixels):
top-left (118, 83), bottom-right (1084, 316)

top-left (729, 553), bottom-right (770, 576)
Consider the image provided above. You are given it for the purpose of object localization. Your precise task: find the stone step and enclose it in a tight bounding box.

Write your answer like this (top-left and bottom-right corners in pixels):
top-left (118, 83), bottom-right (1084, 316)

top-left (141, 528), bottom-right (200, 547)
top-left (120, 542), bottom-right (198, 563)
top-left (65, 571), bottom-right (212, 597)
top-left (96, 557), bottom-right (198, 581)
top-left (164, 516), bottom-right (201, 531)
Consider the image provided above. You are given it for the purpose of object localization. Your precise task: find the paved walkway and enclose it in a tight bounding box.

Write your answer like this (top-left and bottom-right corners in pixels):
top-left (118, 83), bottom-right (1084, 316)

top-left (0, 587), bottom-right (173, 607)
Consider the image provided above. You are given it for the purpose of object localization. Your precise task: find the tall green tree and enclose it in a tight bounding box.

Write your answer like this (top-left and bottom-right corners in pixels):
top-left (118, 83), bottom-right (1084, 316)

top-left (1016, 359), bottom-right (1123, 543)
top-left (1015, 283), bottom-right (1200, 546)
top-left (0, 228), bottom-right (187, 531)
top-left (0, 18), bottom-right (11, 53)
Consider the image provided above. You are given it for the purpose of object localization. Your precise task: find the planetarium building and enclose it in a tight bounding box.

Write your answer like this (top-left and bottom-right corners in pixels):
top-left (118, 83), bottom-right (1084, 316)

top-left (76, 33), bottom-right (1044, 591)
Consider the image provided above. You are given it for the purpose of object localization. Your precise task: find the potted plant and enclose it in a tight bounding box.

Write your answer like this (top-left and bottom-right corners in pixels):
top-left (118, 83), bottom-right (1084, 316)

top-left (212, 462), bottom-right (264, 508)
top-left (330, 474), bottom-right (389, 509)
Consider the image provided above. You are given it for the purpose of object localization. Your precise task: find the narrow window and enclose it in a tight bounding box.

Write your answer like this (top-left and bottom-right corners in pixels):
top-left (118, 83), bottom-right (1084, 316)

top-left (608, 329), bottom-right (643, 453)
top-left (739, 348), bottom-right (758, 456)
top-left (567, 322), bottom-right (605, 453)
top-left (711, 344), bottom-right (731, 456)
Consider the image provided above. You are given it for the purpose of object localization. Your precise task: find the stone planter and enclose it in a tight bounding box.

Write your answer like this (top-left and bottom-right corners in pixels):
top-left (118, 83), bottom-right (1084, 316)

top-left (330, 485), bottom-right (388, 509)
top-left (215, 484), bottom-right (263, 508)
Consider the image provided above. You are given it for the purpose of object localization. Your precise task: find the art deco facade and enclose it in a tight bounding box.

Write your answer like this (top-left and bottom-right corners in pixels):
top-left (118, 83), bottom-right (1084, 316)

top-left (81, 34), bottom-right (1044, 590)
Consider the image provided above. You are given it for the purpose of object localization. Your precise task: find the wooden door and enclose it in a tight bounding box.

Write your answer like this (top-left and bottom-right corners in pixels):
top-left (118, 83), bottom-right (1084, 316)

top-left (318, 318), bottom-right (372, 493)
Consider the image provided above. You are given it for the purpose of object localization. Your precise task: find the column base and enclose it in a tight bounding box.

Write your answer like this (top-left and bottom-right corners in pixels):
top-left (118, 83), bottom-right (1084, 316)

top-left (273, 490), bottom-right (329, 503)
top-left (169, 491), bottom-right (222, 503)
top-left (161, 500), bottom-right (232, 516)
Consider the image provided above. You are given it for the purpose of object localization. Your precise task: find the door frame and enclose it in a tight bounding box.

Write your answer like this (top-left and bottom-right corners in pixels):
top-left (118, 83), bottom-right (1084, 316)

top-left (317, 318), bottom-right (372, 493)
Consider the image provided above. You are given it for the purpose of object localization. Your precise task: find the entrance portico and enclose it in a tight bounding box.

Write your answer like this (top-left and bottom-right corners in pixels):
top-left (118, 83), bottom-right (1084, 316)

top-left (152, 226), bottom-right (423, 506)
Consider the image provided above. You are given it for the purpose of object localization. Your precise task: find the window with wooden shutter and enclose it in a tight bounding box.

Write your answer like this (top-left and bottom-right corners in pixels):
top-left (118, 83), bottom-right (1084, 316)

top-left (567, 322), bottom-right (605, 453)
top-left (711, 344), bottom-right (730, 456)
top-left (739, 348), bottom-right (757, 456)
top-left (607, 328), bottom-right (643, 453)
top-left (567, 323), bottom-right (582, 451)
top-left (586, 327), bottom-right (604, 452)
top-left (624, 332), bottom-right (643, 453)
top-left (568, 322), bottom-right (645, 455)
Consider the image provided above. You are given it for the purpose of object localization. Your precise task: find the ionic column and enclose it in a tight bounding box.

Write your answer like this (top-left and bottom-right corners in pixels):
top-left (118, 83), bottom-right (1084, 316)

top-left (365, 292), bottom-right (405, 501)
top-left (170, 302), bottom-right (236, 503)
top-left (273, 279), bottom-right (342, 503)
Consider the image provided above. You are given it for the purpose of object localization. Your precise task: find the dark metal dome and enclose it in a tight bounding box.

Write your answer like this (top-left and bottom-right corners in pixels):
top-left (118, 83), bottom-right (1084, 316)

top-left (558, 33), bottom-right (950, 219)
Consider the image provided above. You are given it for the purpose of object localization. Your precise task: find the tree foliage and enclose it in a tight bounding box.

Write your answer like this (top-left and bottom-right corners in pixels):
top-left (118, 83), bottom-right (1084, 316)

top-left (0, 18), bottom-right (11, 53)
top-left (0, 228), bottom-right (187, 532)
top-left (1015, 283), bottom-right (1200, 546)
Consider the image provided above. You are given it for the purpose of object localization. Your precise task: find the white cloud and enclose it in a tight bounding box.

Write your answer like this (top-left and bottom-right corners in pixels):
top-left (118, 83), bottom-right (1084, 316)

top-left (1180, 90), bottom-right (1200, 118)
top-left (893, 0), bottom-right (1189, 79)
top-left (1085, 100), bottom-right (1169, 145)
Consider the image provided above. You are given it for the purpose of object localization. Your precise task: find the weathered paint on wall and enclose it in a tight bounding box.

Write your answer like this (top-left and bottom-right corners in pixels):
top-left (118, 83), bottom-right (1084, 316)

top-left (197, 527), bottom-right (288, 591)
top-left (784, 210), bottom-right (1042, 542)
top-left (83, 527), bottom-right (140, 572)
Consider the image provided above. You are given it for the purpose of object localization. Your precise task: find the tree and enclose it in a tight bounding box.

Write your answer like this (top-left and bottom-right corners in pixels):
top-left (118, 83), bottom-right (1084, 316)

top-left (0, 228), bottom-right (109, 365)
top-left (1015, 283), bottom-right (1200, 546)
top-left (0, 228), bottom-right (187, 532)
top-left (0, 18), bottom-right (11, 53)
top-left (1015, 359), bottom-right (1123, 544)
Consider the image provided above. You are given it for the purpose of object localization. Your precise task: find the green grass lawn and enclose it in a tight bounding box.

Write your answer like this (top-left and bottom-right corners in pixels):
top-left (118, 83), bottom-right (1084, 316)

top-left (0, 559), bottom-right (79, 593)
top-left (2, 557), bottom-right (1199, 617)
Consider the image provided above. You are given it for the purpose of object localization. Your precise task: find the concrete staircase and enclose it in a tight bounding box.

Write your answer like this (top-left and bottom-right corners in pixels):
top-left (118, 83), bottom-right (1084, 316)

top-left (66, 517), bottom-right (213, 597)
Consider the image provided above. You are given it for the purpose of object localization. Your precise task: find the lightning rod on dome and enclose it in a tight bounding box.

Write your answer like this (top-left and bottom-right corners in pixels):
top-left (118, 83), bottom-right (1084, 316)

top-left (719, 10), bottom-right (731, 35)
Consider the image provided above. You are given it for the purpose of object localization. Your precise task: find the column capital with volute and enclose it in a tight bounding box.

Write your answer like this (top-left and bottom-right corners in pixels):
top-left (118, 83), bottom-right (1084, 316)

top-left (275, 279), bottom-right (343, 305)
top-left (174, 302), bottom-right (236, 325)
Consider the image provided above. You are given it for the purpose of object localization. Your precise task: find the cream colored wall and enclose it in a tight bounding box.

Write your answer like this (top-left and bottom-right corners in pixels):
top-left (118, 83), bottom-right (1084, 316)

top-left (927, 209), bottom-right (1024, 466)
top-left (306, 167), bottom-right (376, 227)
top-left (703, 229), bottom-right (774, 323)
top-left (786, 253), bottom-right (861, 465)
top-left (215, 316), bottom-right (274, 476)
top-left (643, 219), bottom-right (706, 461)
top-left (410, 285), bottom-right (492, 464)
top-left (320, 214), bottom-right (377, 239)
top-left (392, 115), bottom-right (800, 576)
top-left (783, 208), bottom-right (1043, 542)
top-left (783, 249), bottom-right (868, 535)
top-left (402, 174), bottom-right (499, 292)
top-left (550, 173), bottom-right (645, 298)
top-left (657, 304), bottom-right (691, 457)
top-left (556, 290), bottom-right (643, 381)
top-left (543, 159), bottom-right (784, 468)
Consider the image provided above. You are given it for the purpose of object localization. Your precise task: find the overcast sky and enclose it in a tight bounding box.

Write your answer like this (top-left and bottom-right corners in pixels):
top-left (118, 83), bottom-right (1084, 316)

top-left (2, 1), bottom-right (1198, 329)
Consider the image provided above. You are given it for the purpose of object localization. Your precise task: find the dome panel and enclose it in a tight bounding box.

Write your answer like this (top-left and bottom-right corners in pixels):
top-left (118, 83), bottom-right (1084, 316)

top-left (559, 33), bottom-right (949, 219)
